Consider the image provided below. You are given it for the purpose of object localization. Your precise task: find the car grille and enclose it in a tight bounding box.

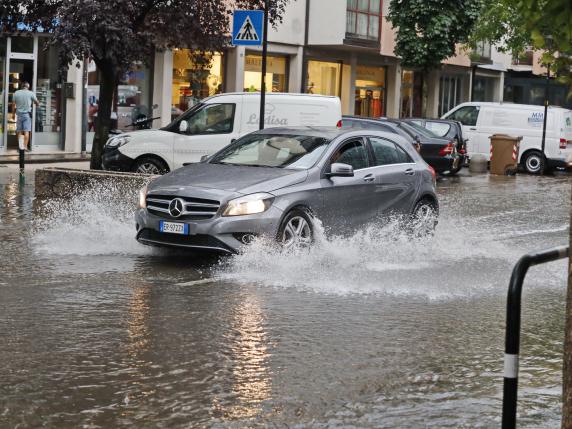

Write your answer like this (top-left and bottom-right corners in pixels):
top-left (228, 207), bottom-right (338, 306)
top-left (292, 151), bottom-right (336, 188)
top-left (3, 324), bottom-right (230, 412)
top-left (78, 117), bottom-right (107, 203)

top-left (146, 194), bottom-right (221, 220)
top-left (137, 229), bottom-right (233, 254)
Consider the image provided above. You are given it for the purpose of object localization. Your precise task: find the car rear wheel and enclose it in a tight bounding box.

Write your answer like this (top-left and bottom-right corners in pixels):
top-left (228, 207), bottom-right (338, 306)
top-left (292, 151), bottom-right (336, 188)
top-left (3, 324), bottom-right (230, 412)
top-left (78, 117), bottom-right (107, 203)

top-left (133, 157), bottom-right (168, 175)
top-left (411, 198), bottom-right (438, 236)
top-left (522, 150), bottom-right (545, 175)
top-left (278, 209), bottom-right (314, 249)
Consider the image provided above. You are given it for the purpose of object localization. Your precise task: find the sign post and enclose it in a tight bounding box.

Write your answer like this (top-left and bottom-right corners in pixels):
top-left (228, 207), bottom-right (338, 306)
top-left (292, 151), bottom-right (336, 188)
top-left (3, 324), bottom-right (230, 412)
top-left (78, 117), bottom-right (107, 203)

top-left (232, 8), bottom-right (267, 130)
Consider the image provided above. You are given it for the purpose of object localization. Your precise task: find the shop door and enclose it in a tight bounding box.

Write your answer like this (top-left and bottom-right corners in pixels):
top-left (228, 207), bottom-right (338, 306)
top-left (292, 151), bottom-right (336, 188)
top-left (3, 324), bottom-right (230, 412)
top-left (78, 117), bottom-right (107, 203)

top-left (0, 54), bottom-right (5, 151)
top-left (6, 58), bottom-right (35, 150)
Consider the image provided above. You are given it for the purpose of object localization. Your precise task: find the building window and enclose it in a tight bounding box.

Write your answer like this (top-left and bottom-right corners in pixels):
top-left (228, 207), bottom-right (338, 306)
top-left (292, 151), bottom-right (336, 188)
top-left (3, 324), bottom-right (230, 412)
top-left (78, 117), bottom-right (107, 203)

top-left (512, 50), bottom-right (534, 66)
top-left (354, 65), bottom-right (385, 117)
top-left (346, 0), bottom-right (381, 41)
top-left (244, 54), bottom-right (288, 93)
top-left (172, 50), bottom-right (223, 120)
top-left (306, 60), bottom-right (342, 96)
top-left (472, 41), bottom-right (492, 63)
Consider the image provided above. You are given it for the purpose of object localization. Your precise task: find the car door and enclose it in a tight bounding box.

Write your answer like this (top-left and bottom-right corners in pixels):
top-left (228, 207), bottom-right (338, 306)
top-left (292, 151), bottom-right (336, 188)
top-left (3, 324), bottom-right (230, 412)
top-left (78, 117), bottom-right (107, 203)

top-left (444, 105), bottom-right (481, 157)
top-left (367, 136), bottom-right (418, 215)
top-left (172, 102), bottom-right (241, 169)
top-left (318, 138), bottom-right (378, 233)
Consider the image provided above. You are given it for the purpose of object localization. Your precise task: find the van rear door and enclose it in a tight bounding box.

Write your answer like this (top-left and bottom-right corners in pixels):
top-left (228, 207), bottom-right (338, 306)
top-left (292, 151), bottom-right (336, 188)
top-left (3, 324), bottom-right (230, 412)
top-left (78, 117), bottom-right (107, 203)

top-left (562, 110), bottom-right (572, 146)
top-left (443, 105), bottom-right (481, 157)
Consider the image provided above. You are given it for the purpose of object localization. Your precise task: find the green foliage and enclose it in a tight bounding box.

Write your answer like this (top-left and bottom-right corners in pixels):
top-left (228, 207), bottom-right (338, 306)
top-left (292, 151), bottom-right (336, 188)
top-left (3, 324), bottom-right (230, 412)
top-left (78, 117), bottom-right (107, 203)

top-left (387, 0), bottom-right (482, 70)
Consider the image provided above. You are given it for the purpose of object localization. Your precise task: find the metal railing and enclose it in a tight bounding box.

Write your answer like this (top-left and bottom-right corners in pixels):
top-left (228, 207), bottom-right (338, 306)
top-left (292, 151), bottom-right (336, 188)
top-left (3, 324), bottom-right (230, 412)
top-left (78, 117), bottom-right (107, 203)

top-left (502, 246), bottom-right (570, 429)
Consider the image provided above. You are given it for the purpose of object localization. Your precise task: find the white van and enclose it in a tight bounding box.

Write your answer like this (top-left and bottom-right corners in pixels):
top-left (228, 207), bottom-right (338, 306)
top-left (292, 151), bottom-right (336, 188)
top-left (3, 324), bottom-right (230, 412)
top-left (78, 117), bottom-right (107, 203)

top-left (102, 92), bottom-right (342, 174)
top-left (442, 102), bottom-right (572, 174)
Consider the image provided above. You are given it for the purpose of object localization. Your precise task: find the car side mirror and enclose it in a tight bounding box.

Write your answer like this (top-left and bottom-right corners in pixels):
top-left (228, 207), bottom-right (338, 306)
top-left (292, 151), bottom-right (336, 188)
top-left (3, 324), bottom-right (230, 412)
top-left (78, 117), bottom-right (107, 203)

top-left (200, 155), bottom-right (209, 162)
top-left (179, 120), bottom-right (189, 134)
top-left (327, 162), bottom-right (354, 178)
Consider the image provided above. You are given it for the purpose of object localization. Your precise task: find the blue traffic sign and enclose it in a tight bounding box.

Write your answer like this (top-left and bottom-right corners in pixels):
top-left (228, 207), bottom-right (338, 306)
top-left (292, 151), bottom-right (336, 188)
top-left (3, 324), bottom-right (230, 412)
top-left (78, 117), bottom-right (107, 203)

top-left (232, 10), bottom-right (264, 46)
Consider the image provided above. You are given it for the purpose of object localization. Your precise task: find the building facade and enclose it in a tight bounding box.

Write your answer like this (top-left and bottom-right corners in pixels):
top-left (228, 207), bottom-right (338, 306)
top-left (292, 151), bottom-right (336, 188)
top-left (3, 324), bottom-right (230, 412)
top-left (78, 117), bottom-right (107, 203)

top-left (1, 0), bottom-right (568, 155)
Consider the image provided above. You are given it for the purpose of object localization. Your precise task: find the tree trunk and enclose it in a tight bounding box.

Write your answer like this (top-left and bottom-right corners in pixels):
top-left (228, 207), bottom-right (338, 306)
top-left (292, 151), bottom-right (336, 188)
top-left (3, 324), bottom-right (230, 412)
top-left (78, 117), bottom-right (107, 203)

top-left (90, 63), bottom-right (117, 170)
top-left (562, 191), bottom-right (572, 428)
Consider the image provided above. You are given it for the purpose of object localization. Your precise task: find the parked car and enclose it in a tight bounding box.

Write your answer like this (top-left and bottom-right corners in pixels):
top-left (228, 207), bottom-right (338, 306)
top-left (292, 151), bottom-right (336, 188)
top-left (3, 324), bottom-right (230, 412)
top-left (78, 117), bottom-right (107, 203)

top-left (442, 102), bottom-right (572, 174)
top-left (342, 116), bottom-right (462, 175)
top-left (135, 127), bottom-right (439, 254)
top-left (103, 92), bottom-right (342, 175)
top-left (403, 118), bottom-right (467, 168)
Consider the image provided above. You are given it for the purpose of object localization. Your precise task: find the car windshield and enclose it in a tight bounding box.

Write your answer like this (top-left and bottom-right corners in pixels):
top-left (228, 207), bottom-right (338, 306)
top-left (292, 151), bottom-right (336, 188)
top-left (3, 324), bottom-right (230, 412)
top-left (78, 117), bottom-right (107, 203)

top-left (400, 121), bottom-right (439, 138)
top-left (210, 134), bottom-right (331, 169)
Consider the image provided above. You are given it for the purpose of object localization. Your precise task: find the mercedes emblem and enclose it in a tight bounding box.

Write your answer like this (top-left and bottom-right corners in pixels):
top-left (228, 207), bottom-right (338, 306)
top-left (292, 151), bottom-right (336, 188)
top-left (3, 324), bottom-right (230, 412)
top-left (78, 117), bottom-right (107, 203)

top-left (168, 198), bottom-right (185, 218)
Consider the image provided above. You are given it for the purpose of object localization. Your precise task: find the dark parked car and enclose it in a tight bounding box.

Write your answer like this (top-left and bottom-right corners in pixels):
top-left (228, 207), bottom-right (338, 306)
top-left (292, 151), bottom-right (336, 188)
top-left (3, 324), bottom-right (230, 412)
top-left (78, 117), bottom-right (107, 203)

top-left (403, 118), bottom-right (467, 168)
top-left (135, 127), bottom-right (439, 254)
top-left (342, 116), bottom-right (462, 175)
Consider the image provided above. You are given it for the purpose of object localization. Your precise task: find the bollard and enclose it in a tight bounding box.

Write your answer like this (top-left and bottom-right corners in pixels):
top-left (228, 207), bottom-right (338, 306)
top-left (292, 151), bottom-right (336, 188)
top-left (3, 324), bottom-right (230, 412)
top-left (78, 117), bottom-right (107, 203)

top-left (19, 148), bottom-right (25, 182)
top-left (502, 246), bottom-right (569, 429)
top-left (469, 154), bottom-right (488, 173)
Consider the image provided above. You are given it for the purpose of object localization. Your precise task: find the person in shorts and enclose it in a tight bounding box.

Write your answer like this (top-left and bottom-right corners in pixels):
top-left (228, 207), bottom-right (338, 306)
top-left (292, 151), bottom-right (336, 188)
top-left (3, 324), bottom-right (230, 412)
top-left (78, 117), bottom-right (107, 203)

top-left (13, 82), bottom-right (39, 151)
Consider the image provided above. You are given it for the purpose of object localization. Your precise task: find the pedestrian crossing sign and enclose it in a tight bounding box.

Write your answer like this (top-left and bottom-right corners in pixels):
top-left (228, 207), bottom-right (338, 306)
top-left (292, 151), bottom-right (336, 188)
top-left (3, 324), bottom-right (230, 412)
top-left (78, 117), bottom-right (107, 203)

top-left (232, 10), bottom-right (264, 46)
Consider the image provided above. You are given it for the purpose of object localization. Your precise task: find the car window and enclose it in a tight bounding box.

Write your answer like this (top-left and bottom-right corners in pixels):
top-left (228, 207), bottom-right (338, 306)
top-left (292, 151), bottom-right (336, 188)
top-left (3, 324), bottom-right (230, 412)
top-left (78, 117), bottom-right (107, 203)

top-left (425, 121), bottom-right (451, 137)
top-left (331, 139), bottom-right (369, 170)
top-left (369, 137), bottom-right (413, 166)
top-left (341, 119), bottom-right (361, 129)
top-left (446, 106), bottom-right (480, 126)
top-left (186, 103), bottom-right (235, 135)
top-left (410, 120), bottom-right (423, 126)
top-left (210, 134), bottom-right (330, 169)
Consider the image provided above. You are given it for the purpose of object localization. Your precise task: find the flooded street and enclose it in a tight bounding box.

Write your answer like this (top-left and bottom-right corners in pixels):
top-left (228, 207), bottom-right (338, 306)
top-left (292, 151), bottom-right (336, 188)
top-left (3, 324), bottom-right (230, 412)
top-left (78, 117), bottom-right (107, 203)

top-left (0, 164), bottom-right (570, 428)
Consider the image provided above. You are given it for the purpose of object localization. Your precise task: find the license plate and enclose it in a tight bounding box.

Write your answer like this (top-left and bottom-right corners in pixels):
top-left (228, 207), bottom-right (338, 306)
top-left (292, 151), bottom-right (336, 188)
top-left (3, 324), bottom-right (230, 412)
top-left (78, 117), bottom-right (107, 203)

top-left (160, 221), bottom-right (189, 235)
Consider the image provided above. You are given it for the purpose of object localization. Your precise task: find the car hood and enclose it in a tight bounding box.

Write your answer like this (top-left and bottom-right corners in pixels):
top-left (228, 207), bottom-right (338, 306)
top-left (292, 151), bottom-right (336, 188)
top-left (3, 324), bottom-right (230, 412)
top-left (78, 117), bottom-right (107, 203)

top-left (149, 163), bottom-right (309, 195)
top-left (121, 129), bottom-right (173, 142)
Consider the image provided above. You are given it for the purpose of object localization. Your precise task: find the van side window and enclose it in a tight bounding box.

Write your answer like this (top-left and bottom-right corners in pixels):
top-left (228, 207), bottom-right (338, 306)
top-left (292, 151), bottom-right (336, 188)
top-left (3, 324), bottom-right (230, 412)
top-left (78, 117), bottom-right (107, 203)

top-left (448, 106), bottom-right (480, 126)
top-left (185, 103), bottom-right (235, 135)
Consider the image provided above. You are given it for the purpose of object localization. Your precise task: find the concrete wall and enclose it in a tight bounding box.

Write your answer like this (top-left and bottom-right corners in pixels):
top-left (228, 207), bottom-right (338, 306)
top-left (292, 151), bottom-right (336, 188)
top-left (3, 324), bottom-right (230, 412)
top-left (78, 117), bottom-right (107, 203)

top-left (269, 0), bottom-right (307, 46)
top-left (64, 64), bottom-right (84, 153)
top-left (152, 50), bottom-right (173, 128)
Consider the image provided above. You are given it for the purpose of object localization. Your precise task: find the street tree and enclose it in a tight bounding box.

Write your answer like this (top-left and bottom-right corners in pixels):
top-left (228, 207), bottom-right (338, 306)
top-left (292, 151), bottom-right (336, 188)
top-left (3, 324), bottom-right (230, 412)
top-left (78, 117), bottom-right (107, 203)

top-left (387, 0), bottom-right (482, 71)
top-left (0, 0), bottom-right (291, 169)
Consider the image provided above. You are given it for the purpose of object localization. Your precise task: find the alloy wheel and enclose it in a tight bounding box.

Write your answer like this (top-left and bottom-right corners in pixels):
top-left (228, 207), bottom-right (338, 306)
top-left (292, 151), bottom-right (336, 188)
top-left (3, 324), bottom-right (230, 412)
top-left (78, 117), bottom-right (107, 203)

top-left (137, 162), bottom-right (162, 175)
top-left (281, 216), bottom-right (312, 248)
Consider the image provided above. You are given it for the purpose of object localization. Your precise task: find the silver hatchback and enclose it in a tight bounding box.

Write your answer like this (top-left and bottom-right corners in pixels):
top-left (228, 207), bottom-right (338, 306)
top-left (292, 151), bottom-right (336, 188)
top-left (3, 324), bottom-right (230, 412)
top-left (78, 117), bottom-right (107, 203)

top-left (135, 127), bottom-right (439, 254)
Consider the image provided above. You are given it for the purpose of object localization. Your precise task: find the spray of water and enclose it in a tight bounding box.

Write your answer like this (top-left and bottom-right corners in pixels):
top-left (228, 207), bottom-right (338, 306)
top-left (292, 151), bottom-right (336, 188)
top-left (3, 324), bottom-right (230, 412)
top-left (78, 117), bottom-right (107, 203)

top-left (32, 182), bottom-right (150, 256)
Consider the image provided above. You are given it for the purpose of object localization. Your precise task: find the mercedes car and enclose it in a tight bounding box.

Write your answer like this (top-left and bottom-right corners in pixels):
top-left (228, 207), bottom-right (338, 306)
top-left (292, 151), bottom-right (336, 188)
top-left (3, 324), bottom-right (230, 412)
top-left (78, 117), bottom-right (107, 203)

top-left (135, 127), bottom-right (439, 254)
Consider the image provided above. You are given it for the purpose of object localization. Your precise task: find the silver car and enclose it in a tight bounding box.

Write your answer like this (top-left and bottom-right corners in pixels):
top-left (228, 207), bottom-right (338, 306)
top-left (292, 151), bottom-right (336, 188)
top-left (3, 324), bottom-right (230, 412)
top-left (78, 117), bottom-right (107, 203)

top-left (135, 127), bottom-right (439, 254)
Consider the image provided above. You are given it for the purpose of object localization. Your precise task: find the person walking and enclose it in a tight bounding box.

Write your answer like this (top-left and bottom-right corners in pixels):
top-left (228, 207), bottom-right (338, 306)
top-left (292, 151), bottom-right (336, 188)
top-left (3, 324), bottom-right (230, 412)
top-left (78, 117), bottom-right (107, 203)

top-left (13, 82), bottom-right (39, 151)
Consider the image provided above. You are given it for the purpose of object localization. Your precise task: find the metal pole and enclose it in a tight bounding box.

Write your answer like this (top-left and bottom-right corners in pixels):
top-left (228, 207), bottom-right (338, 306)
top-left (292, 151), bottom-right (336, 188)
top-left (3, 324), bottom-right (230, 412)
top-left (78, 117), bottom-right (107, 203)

top-left (81, 56), bottom-right (88, 156)
top-left (540, 63), bottom-right (550, 165)
top-left (19, 148), bottom-right (25, 178)
top-left (502, 246), bottom-right (569, 429)
top-left (259, 0), bottom-right (269, 130)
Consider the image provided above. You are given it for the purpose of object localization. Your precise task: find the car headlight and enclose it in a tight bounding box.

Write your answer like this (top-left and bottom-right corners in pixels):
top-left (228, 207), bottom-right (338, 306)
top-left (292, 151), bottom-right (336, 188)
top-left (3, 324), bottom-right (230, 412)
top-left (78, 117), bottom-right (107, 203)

top-left (138, 185), bottom-right (147, 209)
top-left (106, 135), bottom-right (131, 148)
top-left (222, 193), bottom-right (274, 217)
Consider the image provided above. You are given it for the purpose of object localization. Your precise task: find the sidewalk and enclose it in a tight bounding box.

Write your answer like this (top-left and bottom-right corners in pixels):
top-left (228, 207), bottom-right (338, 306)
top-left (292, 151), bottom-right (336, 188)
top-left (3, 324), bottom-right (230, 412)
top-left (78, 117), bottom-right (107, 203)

top-left (0, 152), bottom-right (90, 164)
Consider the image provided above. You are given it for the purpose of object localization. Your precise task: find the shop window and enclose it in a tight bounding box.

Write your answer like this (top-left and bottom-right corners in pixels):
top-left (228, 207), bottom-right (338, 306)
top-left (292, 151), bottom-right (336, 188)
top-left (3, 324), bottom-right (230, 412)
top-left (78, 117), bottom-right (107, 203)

top-left (400, 70), bottom-right (423, 118)
top-left (172, 50), bottom-right (223, 120)
top-left (438, 75), bottom-right (463, 117)
top-left (0, 38), bottom-right (5, 146)
top-left (306, 61), bottom-right (341, 96)
top-left (354, 65), bottom-right (385, 117)
top-left (244, 54), bottom-right (287, 93)
top-left (87, 61), bottom-right (152, 131)
top-left (346, 0), bottom-right (381, 41)
top-left (35, 42), bottom-right (63, 146)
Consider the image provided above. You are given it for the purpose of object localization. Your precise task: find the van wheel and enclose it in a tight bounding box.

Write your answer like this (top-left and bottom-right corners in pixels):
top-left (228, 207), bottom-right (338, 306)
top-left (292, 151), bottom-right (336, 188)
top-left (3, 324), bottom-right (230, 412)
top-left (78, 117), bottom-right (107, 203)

top-left (133, 157), bottom-right (168, 175)
top-left (277, 209), bottom-right (314, 249)
top-left (522, 150), bottom-right (545, 175)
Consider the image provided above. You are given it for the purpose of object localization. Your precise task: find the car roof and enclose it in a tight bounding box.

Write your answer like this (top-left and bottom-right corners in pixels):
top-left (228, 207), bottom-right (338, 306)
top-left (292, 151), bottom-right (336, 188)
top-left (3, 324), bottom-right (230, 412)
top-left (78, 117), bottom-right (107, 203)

top-left (249, 126), bottom-right (406, 143)
top-left (342, 116), bottom-right (400, 126)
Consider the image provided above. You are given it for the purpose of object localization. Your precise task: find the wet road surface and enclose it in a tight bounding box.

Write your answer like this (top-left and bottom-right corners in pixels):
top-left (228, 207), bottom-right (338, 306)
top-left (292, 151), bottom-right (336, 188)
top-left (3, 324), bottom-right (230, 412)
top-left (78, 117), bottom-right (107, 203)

top-left (0, 164), bottom-right (570, 428)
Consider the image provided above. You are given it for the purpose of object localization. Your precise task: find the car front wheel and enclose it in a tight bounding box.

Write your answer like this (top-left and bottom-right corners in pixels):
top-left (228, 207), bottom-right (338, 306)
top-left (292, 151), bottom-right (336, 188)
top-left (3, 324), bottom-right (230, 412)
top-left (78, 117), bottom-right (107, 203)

top-left (277, 209), bottom-right (314, 249)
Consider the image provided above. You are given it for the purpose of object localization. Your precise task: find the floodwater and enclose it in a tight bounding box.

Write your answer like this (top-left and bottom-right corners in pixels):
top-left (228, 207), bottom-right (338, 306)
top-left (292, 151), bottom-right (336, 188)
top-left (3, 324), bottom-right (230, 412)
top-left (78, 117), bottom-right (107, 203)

top-left (0, 164), bottom-right (570, 428)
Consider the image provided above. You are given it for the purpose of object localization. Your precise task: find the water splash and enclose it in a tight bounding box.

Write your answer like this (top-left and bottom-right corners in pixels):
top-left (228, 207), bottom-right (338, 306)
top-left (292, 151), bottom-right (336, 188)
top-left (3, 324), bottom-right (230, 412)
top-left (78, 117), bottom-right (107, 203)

top-left (215, 212), bottom-right (523, 299)
top-left (32, 182), bottom-right (150, 256)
